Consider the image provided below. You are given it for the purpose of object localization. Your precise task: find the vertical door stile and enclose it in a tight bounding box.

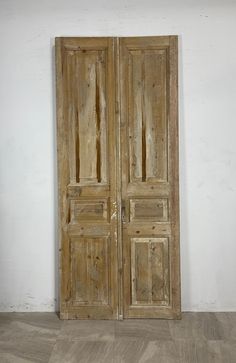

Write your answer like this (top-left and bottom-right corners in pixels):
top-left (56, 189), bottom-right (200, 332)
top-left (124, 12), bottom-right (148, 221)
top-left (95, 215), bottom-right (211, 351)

top-left (115, 36), bottom-right (124, 320)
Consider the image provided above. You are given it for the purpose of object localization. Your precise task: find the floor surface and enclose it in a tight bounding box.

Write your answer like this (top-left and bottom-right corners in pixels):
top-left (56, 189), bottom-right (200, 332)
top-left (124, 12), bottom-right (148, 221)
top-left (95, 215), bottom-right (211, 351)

top-left (0, 312), bottom-right (235, 362)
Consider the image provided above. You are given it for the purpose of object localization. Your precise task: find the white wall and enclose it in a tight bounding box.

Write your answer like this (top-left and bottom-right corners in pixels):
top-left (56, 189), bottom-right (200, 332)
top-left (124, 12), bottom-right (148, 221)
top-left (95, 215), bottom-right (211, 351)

top-left (0, 0), bottom-right (236, 312)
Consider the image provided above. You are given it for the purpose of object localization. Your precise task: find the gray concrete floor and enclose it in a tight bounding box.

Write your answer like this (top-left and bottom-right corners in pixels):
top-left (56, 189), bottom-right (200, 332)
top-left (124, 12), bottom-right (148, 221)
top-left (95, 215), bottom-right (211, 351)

top-left (0, 312), bottom-right (235, 362)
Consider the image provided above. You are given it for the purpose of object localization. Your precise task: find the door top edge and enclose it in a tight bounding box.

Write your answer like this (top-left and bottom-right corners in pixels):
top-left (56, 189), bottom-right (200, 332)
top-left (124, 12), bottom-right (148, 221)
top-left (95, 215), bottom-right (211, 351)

top-left (55, 35), bottom-right (178, 40)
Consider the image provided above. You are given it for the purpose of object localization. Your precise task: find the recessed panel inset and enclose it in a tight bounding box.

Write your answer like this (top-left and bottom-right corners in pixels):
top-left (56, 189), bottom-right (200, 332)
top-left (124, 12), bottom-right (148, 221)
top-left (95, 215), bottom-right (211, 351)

top-left (70, 199), bottom-right (109, 223)
top-left (130, 198), bottom-right (168, 222)
top-left (131, 237), bottom-right (170, 306)
top-left (128, 49), bottom-right (168, 183)
top-left (65, 49), bottom-right (108, 184)
top-left (71, 237), bottom-right (110, 306)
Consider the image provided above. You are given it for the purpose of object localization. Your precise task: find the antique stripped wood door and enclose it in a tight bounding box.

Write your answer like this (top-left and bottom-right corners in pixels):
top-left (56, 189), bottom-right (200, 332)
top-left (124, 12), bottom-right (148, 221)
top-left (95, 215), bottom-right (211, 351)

top-left (56, 36), bottom-right (180, 319)
top-left (56, 38), bottom-right (118, 319)
top-left (119, 36), bottom-right (180, 319)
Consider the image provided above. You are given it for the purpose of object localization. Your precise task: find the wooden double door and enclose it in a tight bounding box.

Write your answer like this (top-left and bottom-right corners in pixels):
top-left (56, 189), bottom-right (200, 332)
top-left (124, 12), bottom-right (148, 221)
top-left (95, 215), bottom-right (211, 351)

top-left (56, 36), bottom-right (180, 319)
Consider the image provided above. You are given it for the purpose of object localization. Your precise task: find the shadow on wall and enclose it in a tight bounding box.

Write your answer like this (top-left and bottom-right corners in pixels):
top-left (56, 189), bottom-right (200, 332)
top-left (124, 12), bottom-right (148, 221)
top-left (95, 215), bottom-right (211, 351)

top-left (178, 34), bottom-right (190, 311)
top-left (51, 39), bottom-right (59, 313)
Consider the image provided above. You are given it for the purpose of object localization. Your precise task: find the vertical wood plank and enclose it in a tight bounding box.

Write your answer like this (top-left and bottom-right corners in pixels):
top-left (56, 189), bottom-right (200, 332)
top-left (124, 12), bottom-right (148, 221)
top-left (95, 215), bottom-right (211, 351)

top-left (56, 38), bottom-right (71, 308)
top-left (89, 238), bottom-right (109, 304)
top-left (151, 241), bottom-right (164, 302)
top-left (144, 50), bottom-right (167, 181)
top-left (78, 52), bottom-right (97, 183)
top-left (66, 51), bottom-right (77, 184)
top-left (135, 241), bottom-right (150, 303)
top-left (129, 51), bottom-right (143, 182)
top-left (151, 239), bottom-right (169, 303)
top-left (72, 239), bottom-right (88, 302)
top-left (96, 52), bottom-right (108, 183)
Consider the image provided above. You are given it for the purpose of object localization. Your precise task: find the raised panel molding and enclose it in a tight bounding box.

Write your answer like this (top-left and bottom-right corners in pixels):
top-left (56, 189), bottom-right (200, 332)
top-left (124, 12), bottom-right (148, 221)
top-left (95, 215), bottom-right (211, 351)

top-left (127, 48), bottom-right (168, 183)
top-left (130, 237), bottom-right (170, 306)
top-left (65, 48), bottom-right (108, 185)
top-left (129, 198), bottom-right (168, 222)
top-left (70, 199), bottom-right (109, 223)
top-left (70, 237), bottom-right (110, 306)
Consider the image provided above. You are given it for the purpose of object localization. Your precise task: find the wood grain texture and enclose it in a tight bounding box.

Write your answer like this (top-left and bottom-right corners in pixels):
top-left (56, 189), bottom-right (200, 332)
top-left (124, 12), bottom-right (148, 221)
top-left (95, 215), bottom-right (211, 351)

top-left (130, 238), bottom-right (169, 305)
top-left (130, 198), bottom-right (168, 222)
top-left (71, 237), bottom-right (109, 306)
top-left (70, 199), bottom-right (109, 223)
top-left (56, 37), bottom-right (118, 320)
top-left (56, 36), bottom-right (180, 320)
top-left (120, 36), bottom-right (180, 319)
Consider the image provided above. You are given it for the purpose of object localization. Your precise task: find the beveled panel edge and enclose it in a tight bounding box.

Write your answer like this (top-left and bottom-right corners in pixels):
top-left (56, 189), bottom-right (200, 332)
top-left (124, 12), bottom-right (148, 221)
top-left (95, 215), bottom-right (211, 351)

top-left (129, 197), bottom-right (169, 222)
top-left (70, 198), bottom-right (110, 223)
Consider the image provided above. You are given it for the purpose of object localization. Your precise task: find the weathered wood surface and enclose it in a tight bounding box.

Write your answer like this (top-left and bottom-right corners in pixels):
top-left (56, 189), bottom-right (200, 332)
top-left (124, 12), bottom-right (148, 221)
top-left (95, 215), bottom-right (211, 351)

top-left (56, 37), bottom-right (118, 320)
top-left (120, 36), bottom-right (180, 319)
top-left (56, 36), bottom-right (180, 320)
